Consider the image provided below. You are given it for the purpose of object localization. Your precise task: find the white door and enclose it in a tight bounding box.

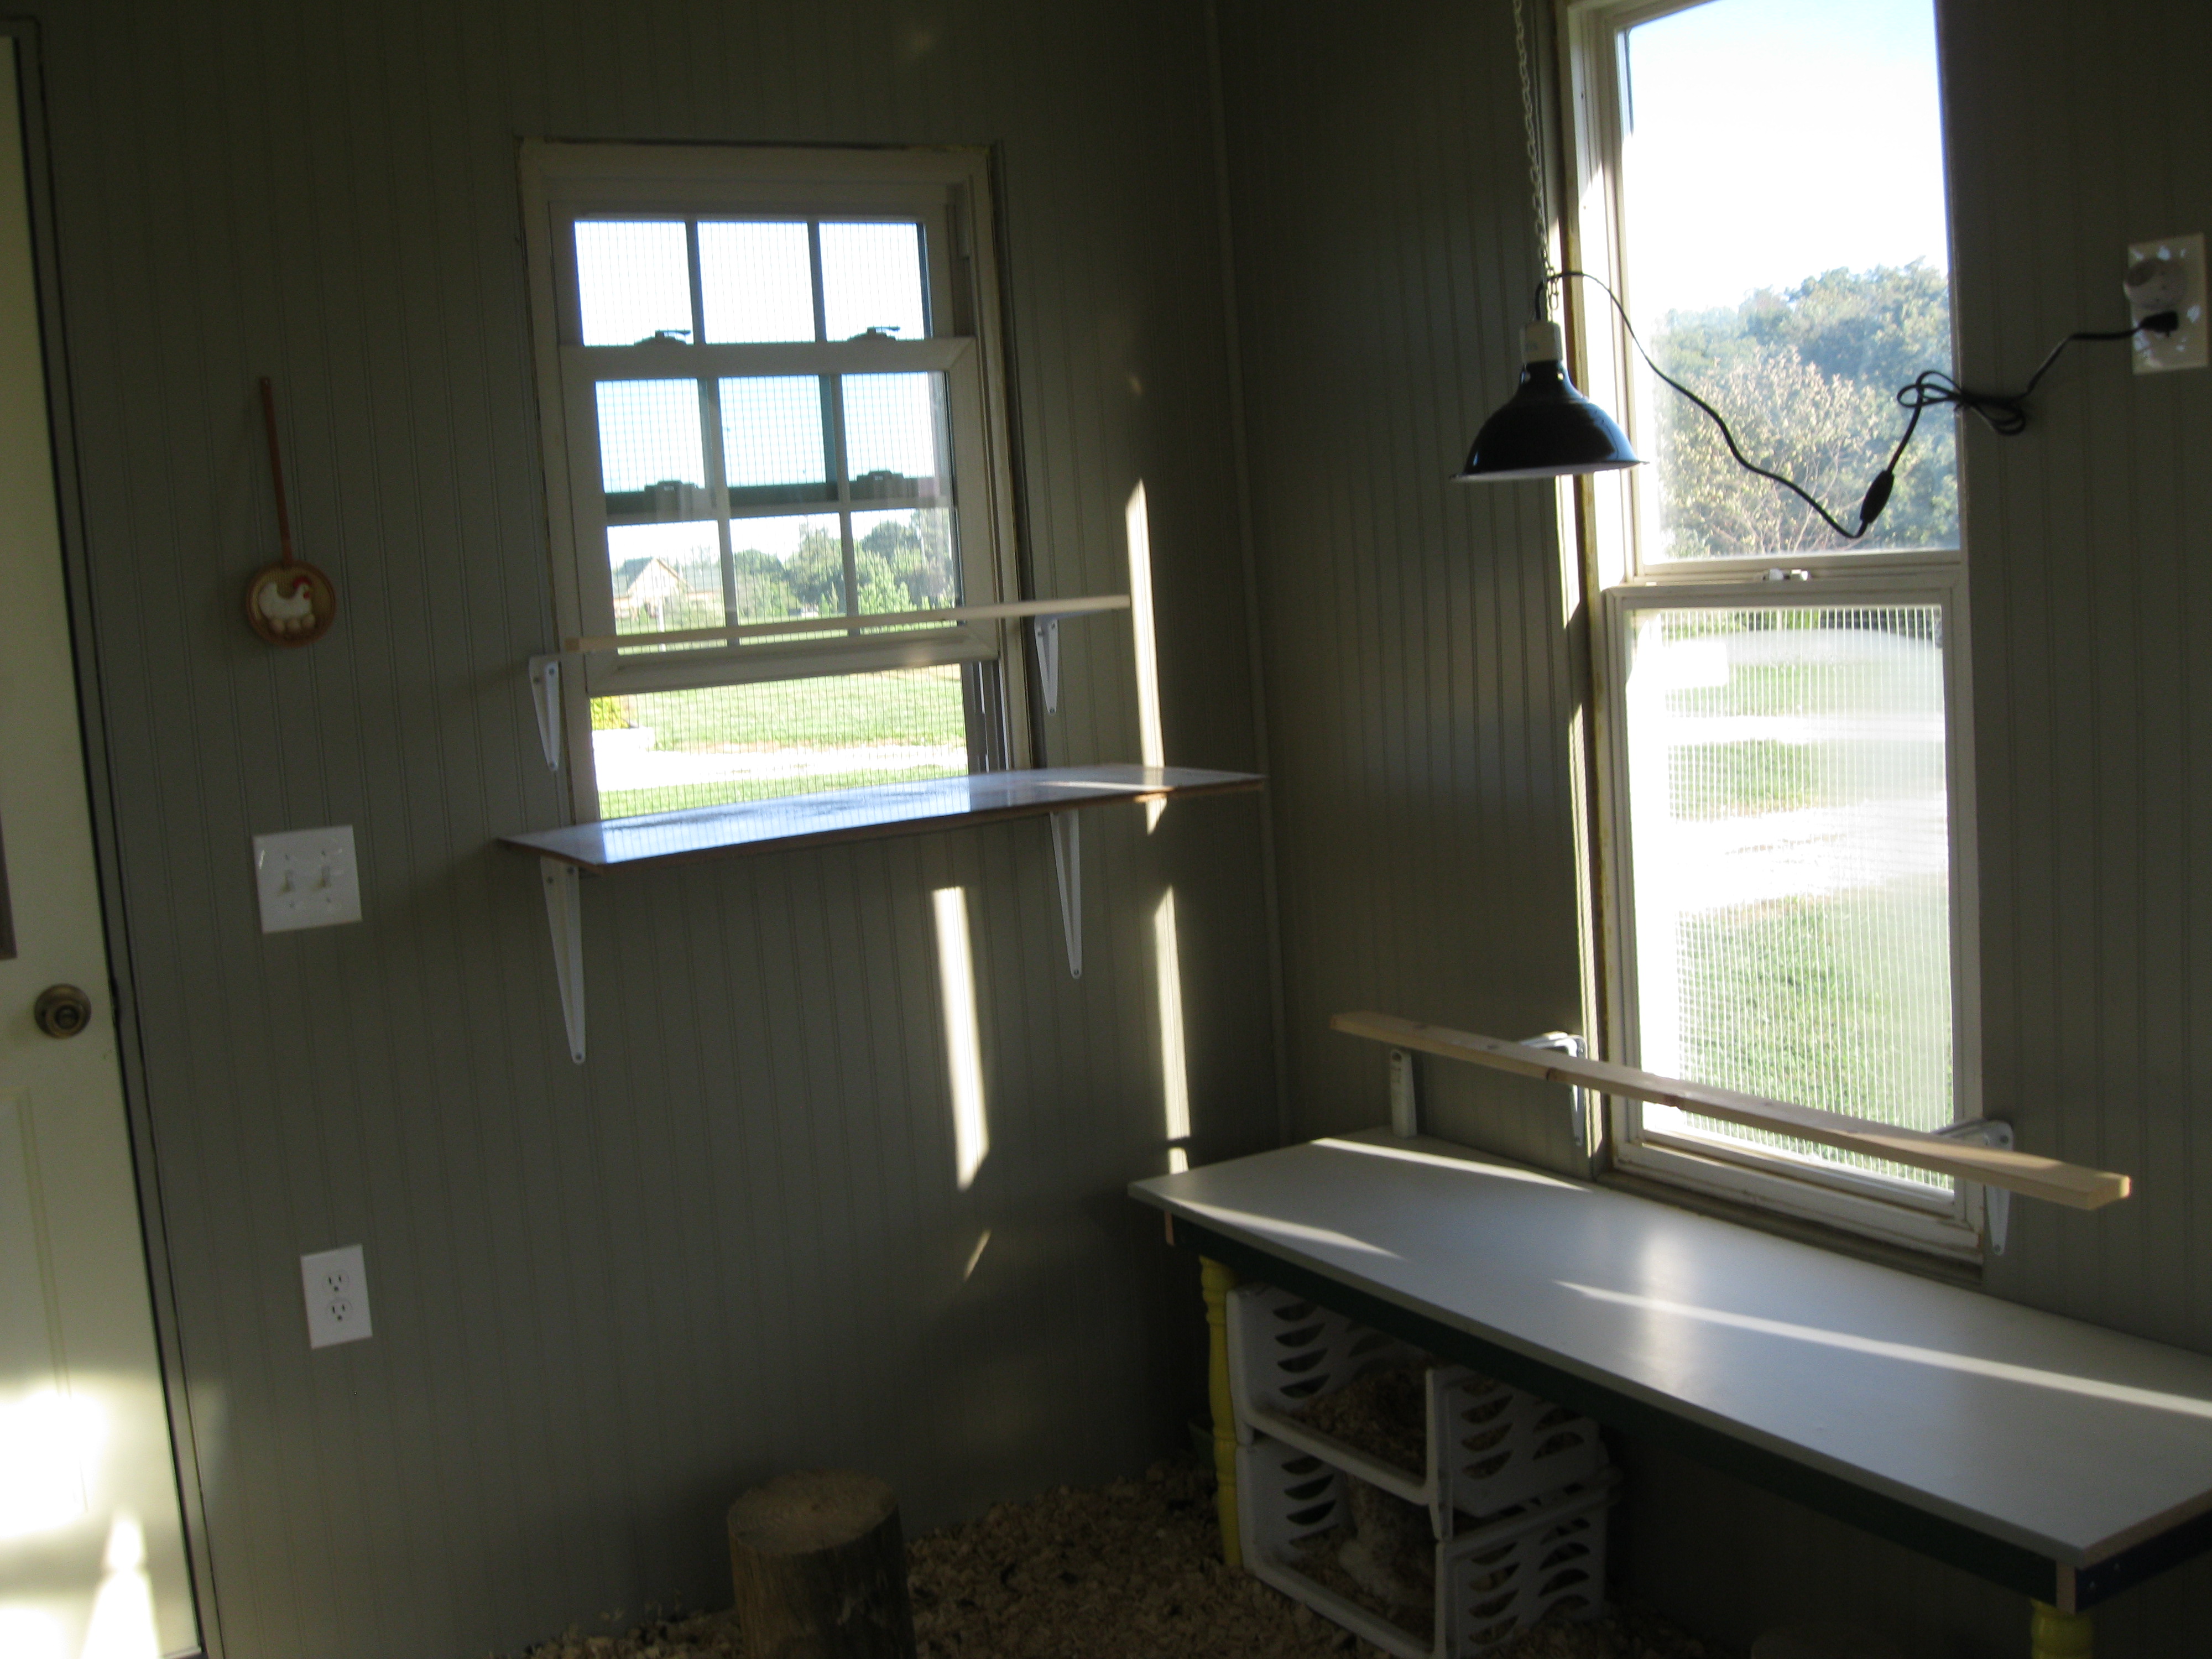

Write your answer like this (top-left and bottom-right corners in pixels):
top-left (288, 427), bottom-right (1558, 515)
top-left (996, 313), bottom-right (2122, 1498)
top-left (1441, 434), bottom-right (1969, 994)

top-left (0, 36), bottom-right (201, 1659)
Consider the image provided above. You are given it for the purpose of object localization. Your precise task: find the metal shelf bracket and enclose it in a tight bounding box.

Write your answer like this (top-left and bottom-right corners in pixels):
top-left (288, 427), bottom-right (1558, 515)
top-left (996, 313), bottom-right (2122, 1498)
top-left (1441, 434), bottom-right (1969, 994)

top-left (1937, 1117), bottom-right (2015, 1253)
top-left (1049, 810), bottom-right (1081, 977)
top-left (529, 655), bottom-right (563, 772)
top-left (1033, 615), bottom-right (1062, 713)
top-left (1520, 1031), bottom-right (1588, 1149)
top-left (540, 857), bottom-right (585, 1063)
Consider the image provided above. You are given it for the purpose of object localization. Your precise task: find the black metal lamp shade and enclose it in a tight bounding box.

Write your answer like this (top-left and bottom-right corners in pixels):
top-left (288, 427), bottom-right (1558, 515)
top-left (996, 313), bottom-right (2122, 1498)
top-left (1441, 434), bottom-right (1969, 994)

top-left (1456, 321), bottom-right (1641, 481)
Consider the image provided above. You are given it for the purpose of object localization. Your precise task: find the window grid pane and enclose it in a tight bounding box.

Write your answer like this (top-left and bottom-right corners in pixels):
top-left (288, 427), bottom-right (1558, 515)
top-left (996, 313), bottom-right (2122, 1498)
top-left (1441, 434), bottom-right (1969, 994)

top-left (1625, 605), bottom-right (1952, 1189)
top-left (819, 222), bottom-right (927, 341)
top-left (725, 513), bottom-right (843, 624)
top-left (608, 521), bottom-right (724, 639)
top-left (852, 508), bottom-right (958, 615)
top-left (698, 221), bottom-right (817, 343)
top-left (842, 373), bottom-right (947, 494)
top-left (589, 667), bottom-right (966, 820)
top-left (596, 380), bottom-right (706, 492)
top-left (574, 221), bottom-right (693, 346)
top-left (719, 377), bottom-right (829, 492)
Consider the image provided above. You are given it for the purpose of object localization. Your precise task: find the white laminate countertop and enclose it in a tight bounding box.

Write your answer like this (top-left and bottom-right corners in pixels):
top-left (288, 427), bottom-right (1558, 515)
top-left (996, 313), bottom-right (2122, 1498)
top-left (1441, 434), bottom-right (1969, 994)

top-left (1131, 1130), bottom-right (2212, 1568)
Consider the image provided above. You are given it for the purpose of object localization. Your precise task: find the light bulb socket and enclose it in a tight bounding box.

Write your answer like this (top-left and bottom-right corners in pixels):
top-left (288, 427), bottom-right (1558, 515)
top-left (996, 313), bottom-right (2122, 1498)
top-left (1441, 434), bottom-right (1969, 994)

top-left (1522, 320), bottom-right (1566, 363)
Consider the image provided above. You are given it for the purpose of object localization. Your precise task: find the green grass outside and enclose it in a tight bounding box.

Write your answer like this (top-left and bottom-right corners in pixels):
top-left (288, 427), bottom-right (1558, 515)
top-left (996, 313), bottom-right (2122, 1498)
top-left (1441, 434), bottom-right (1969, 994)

top-left (591, 666), bottom-right (967, 820)
top-left (1668, 739), bottom-right (1820, 818)
top-left (1667, 737), bottom-right (1945, 820)
top-left (602, 761), bottom-right (966, 820)
top-left (593, 665), bottom-right (963, 750)
top-left (1671, 878), bottom-right (1953, 1187)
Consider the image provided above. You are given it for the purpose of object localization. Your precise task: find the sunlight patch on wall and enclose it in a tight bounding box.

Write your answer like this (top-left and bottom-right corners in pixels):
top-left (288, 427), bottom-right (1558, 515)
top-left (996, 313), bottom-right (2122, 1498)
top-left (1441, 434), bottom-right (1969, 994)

top-left (0, 1389), bottom-right (102, 1540)
top-left (1126, 482), bottom-right (1166, 830)
top-left (79, 1514), bottom-right (158, 1659)
top-left (0, 1606), bottom-right (65, 1659)
top-left (1154, 888), bottom-right (1192, 1171)
top-left (933, 886), bottom-right (990, 1189)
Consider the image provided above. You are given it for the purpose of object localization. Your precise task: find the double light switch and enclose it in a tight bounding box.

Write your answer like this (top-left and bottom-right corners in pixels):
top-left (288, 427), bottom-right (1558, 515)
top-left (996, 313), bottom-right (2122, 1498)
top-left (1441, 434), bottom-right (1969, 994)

top-left (253, 825), bottom-right (361, 933)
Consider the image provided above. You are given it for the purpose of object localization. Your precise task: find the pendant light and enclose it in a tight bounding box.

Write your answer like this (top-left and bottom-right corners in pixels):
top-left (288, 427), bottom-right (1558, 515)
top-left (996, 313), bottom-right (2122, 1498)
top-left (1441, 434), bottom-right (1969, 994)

top-left (1456, 318), bottom-right (1640, 479)
top-left (1456, 0), bottom-right (1640, 483)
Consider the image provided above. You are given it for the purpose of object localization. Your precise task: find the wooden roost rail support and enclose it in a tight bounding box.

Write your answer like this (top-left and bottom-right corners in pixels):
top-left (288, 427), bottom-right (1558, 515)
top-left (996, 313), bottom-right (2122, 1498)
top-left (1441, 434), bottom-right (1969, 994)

top-left (1332, 1011), bottom-right (2131, 1211)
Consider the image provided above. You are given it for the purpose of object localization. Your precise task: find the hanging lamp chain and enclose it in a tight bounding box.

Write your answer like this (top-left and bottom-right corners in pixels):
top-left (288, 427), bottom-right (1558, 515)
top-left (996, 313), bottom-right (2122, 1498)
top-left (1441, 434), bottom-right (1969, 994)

top-left (1512, 0), bottom-right (1556, 312)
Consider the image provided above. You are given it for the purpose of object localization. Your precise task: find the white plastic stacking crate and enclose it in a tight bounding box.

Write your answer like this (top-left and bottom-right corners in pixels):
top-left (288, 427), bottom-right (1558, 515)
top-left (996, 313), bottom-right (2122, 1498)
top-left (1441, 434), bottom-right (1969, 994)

top-left (1438, 1369), bottom-right (1608, 1524)
top-left (1226, 1280), bottom-right (1607, 1533)
top-left (1438, 1474), bottom-right (1614, 1654)
top-left (1225, 1281), bottom-right (1432, 1503)
top-left (1237, 1432), bottom-right (1616, 1659)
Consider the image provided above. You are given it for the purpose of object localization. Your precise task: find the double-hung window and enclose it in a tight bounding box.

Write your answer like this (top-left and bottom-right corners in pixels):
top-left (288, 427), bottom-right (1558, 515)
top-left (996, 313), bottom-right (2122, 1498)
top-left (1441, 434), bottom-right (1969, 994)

top-left (521, 144), bottom-right (1025, 822)
top-left (1561, 0), bottom-right (1984, 1254)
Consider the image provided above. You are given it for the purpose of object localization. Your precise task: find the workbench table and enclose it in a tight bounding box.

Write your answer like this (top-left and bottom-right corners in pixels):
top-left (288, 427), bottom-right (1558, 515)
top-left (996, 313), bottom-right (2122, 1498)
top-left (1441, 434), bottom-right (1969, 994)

top-left (1130, 1130), bottom-right (2212, 1623)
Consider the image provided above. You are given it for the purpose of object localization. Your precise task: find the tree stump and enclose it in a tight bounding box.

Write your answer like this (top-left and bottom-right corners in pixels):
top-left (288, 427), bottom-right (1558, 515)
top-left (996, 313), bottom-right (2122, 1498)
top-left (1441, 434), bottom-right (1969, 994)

top-left (728, 1469), bottom-right (917, 1659)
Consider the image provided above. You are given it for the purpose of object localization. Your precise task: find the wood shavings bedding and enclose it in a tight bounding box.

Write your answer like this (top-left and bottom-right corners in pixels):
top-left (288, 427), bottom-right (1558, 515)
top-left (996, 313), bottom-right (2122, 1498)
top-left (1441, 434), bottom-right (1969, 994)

top-left (507, 1458), bottom-right (1724, 1659)
top-left (1285, 1360), bottom-right (1431, 1474)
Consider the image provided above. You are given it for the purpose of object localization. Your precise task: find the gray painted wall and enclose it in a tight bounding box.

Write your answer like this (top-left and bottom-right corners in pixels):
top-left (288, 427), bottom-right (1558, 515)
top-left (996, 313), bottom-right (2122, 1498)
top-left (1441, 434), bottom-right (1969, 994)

top-left (1216, 0), bottom-right (2212, 1653)
top-left (34, 3), bottom-right (1278, 1656)
top-left (1213, 0), bottom-right (1595, 1177)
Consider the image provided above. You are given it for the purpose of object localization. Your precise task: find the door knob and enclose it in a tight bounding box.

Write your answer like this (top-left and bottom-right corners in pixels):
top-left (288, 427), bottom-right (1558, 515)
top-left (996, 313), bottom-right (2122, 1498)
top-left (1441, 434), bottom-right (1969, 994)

top-left (33, 984), bottom-right (91, 1039)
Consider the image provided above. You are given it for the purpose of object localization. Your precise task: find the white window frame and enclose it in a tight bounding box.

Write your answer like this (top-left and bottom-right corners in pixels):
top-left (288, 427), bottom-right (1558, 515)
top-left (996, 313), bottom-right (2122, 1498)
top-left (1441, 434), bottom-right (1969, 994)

top-left (520, 142), bottom-right (1030, 821)
top-left (1559, 0), bottom-right (1985, 1257)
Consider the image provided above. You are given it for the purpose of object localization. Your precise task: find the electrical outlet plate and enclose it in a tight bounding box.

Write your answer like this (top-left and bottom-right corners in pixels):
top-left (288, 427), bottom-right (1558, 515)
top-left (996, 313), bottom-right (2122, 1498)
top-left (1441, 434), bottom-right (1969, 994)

top-left (253, 825), bottom-right (362, 933)
top-left (300, 1244), bottom-right (373, 1349)
top-left (2130, 233), bottom-right (2206, 373)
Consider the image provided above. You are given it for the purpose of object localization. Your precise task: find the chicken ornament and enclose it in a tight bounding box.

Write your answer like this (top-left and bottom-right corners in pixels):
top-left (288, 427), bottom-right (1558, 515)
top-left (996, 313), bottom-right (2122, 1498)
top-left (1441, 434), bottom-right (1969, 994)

top-left (244, 376), bottom-right (337, 647)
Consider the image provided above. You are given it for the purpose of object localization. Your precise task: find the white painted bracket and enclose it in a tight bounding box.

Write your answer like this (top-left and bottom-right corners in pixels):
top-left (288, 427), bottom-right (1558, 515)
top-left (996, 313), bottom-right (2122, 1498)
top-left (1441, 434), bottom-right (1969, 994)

top-left (1032, 615), bottom-right (1062, 714)
top-left (1388, 1047), bottom-right (1418, 1138)
top-left (540, 857), bottom-right (585, 1063)
top-left (529, 655), bottom-right (564, 771)
top-left (1521, 1031), bottom-right (1589, 1149)
top-left (1048, 810), bottom-right (1081, 978)
top-left (1937, 1117), bottom-right (2014, 1254)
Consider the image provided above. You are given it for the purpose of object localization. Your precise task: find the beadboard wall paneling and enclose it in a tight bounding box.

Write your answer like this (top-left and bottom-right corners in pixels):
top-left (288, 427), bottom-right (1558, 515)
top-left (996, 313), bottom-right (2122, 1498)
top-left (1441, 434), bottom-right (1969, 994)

top-left (1212, 0), bottom-right (1593, 1171)
top-left (1214, 0), bottom-right (2212, 1653)
top-left (35, 3), bottom-right (1275, 1656)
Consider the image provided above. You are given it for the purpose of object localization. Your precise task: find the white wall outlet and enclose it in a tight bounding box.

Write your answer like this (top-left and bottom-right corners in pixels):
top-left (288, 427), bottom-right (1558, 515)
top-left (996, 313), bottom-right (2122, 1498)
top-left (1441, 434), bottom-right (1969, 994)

top-left (2127, 233), bottom-right (2206, 373)
top-left (301, 1244), bottom-right (373, 1349)
top-left (253, 825), bottom-right (362, 933)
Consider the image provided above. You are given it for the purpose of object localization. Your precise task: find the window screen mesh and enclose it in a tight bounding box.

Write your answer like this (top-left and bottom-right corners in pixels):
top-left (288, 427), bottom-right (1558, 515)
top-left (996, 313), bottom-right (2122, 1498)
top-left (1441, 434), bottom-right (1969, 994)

top-left (574, 207), bottom-right (972, 810)
top-left (852, 508), bottom-right (958, 614)
top-left (595, 381), bottom-right (705, 491)
top-left (724, 513), bottom-right (843, 623)
top-left (719, 377), bottom-right (828, 492)
top-left (608, 521), bottom-right (724, 639)
top-left (842, 373), bottom-right (946, 492)
top-left (589, 666), bottom-right (966, 819)
top-left (574, 221), bottom-right (692, 347)
top-left (1624, 605), bottom-right (1953, 1188)
top-left (819, 222), bottom-right (926, 341)
top-left (698, 221), bottom-right (816, 343)
top-left (1618, 0), bottom-right (1958, 560)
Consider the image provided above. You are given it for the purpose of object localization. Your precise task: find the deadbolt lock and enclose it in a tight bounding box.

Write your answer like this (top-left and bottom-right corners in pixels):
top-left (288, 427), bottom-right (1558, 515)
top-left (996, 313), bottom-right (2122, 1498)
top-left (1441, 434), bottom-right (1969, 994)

top-left (33, 984), bottom-right (92, 1039)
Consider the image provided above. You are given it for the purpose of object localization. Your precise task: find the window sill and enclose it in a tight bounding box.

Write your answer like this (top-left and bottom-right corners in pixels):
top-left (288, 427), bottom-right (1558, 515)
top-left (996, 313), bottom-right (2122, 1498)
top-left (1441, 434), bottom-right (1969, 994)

top-left (1596, 1164), bottom-right (1985, 1290)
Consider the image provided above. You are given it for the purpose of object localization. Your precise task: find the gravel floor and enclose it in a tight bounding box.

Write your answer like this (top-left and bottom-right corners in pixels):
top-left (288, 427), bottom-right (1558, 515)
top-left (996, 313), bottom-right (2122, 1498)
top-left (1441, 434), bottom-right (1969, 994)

top-left (509, 1459), bottom-right (1726, 1659)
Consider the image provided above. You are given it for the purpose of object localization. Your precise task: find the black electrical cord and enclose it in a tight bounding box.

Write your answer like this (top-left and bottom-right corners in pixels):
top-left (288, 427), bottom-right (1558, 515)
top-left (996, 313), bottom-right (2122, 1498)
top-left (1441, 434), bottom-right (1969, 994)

top-left (1537, 269), bottom-right (2179, 540)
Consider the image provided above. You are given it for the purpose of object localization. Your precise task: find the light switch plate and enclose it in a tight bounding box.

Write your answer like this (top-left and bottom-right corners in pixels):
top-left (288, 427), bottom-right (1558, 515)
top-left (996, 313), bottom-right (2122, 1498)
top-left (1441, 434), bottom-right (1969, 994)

top-left (300, 1244), bottom-right (373, 1349)
top-left (253, 826), bottom-right (361, 933)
